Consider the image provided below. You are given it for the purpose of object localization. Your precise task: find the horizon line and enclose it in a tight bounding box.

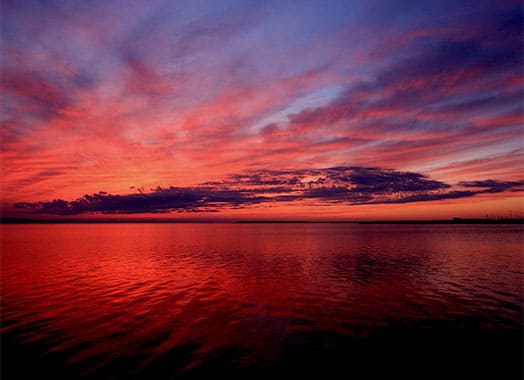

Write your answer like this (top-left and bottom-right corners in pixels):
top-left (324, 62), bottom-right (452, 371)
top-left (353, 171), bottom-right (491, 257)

top-left (1, 217), bottom-right (523, 225)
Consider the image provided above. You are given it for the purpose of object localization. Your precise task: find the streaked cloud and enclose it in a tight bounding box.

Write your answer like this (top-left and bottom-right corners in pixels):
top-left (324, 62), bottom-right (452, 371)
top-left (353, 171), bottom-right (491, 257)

top-left (1, 1), bottom-right (522, 218)
top-left (12, 167), bottom-right (523, 215)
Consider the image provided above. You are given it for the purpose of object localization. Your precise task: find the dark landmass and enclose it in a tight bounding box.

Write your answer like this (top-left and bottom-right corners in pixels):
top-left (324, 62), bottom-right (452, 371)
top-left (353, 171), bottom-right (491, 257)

top-left (0, 217), bottom-right (228, 224)
top-left (357, 217), bottom-right (524, 224)
top-left (237, 218), bottom-right (524, 224)
top-left (1, 217), bottom-right (523, 224)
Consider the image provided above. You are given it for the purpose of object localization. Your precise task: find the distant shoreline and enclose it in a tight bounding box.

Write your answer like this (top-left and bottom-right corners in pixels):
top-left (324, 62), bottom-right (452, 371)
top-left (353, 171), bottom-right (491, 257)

top-left (238, 219), bottom-right (524, 224)
top-left (1, 217), bottom-right (523, 224)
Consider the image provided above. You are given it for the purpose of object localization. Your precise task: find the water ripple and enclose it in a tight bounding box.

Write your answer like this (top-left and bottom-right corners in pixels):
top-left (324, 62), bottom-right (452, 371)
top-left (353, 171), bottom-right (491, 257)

top-left (1, 223), bottom-right (522, 378)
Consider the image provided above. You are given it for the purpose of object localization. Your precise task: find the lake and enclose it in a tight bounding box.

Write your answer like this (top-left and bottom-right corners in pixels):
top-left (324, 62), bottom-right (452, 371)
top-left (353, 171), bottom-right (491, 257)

top-left (1, 223), bottom-right (523, 379)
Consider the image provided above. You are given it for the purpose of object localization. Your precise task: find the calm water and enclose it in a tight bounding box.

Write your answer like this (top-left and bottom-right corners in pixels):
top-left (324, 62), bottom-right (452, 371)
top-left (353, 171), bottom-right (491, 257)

top-left (1, 223), bottom-right (523, 379)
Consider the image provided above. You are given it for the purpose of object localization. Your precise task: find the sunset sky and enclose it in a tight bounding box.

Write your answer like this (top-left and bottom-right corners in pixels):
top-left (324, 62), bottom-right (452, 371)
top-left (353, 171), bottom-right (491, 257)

top-left (1, 0), bottom-right (523, 220)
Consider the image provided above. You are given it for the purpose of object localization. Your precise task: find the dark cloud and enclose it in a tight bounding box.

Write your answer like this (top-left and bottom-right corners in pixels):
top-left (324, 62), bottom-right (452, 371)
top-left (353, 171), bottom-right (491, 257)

top-left (12, 167), bottom-right (523, 215)
top-left (349, 168), bottom-right (450, 193)
top-left (12, 186), bottom-right (274, 216)
top-left (365, 190), bottom-right (477, 204)
top-left (13, 187), bottom-right (267, 215)
top-left (459, 180), bottom-right (524, 193)
top-left (281, 6), bottom-right (522, 136)
top-left (378, 7), bottom-right (522, 85)
top-left (429, 89), bottom-right (523, 117)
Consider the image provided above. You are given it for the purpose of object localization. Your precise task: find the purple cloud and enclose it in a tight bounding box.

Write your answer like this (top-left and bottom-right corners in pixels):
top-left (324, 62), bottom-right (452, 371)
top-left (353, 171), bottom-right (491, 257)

top-left (12, 167), bottom-right (523, 215)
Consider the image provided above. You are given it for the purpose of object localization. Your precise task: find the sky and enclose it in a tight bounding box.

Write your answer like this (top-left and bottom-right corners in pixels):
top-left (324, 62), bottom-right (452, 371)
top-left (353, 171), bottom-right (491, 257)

top-left (1, 0), bottom-right (523, 220)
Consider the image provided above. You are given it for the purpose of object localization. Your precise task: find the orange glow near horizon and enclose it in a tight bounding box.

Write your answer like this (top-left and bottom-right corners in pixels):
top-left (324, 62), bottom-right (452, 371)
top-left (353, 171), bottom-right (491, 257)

top-left (1, 1), bottom-right (522, 220)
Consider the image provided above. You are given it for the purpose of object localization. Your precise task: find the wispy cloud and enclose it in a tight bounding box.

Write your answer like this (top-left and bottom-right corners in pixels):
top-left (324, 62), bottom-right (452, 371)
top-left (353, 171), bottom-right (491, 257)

top-left (1, 1), bottom-right (522, 217)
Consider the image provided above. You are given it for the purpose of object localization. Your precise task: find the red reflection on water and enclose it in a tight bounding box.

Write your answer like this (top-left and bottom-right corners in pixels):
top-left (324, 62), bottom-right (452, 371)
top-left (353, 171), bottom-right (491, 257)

top-left (1, 223), bottom-right (523, 375)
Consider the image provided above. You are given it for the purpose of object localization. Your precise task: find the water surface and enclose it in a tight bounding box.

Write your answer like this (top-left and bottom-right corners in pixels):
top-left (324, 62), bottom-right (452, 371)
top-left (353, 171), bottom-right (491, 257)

top-left (1, 223), bottom-right (523, 378)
